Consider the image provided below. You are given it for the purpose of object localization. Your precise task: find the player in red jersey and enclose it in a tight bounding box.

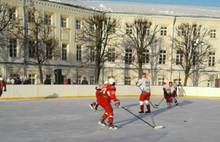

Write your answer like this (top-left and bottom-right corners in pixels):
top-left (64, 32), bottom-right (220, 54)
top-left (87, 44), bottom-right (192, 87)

top-left (97, 78), bottom-right (120, 130)
top-left (163, 81), bottom-right (178, 108)
top-left (0, 77), bottom-right (7, 97)
top-left (89, 81), bottom-right (108, 111)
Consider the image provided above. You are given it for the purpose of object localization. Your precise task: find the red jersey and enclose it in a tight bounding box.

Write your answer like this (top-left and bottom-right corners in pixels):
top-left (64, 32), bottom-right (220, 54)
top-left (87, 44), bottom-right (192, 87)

top-left (99, 84), bottom-right (117, 102)
top-left (0, 81), bottom-right (6, 89)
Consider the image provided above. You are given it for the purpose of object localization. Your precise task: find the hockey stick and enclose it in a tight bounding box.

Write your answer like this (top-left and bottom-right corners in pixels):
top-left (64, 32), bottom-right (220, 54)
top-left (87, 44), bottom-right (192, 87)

top-left (137, 86), bottom-right (157, 108)
top-left (155, 98), bottom-right (165, 107)
top-left (120, 105), bottom-right (163, 129)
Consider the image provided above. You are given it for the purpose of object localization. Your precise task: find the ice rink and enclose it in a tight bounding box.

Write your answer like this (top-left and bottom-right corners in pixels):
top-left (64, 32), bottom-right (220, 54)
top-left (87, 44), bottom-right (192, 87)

top-left (0, 97), bottom-right (220, 142)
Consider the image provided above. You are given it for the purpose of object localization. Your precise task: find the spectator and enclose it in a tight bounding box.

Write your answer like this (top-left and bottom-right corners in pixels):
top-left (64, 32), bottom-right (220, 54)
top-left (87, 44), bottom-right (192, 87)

top-left (81, 77), bottom-right (88, 84)
top-left (44, 75), bottom-right (51, 85)
top-left (73, 77), bottom-right (77, 84)
top-left (63, 79), bottom-right (68, 84)
top-left (7, 74), bottom-right (15, 85)
top-left (22, 74), bottom-right (30, 84)
top-left (15, 75), bottom-right (22, 84)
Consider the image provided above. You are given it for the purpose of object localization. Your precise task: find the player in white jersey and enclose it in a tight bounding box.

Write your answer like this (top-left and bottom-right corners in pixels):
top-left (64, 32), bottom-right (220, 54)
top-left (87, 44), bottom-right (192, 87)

top-left (136, 72), bottom-right (151, 113)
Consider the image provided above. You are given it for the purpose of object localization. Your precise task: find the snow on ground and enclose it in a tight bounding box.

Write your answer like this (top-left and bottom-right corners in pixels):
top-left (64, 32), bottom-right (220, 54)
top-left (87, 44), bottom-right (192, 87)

top-left (0, 97), bottom-right (220, 142)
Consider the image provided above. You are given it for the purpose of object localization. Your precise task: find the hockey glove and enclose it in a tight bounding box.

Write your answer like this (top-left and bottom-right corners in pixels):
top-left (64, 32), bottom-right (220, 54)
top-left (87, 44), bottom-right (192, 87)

top-left (115, 100), bottom-right (120, 108)
top-left (4, 88), bottom-right (6, 92)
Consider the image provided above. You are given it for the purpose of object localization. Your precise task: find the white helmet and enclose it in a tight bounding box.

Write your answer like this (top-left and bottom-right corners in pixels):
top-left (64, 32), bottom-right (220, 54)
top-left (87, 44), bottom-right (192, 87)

top-left (104, 80), bottom-right (109, 84)
top-left (0, 77), bottom-right (3, 81)
top-left (108, 78), bottom-right (116, 85)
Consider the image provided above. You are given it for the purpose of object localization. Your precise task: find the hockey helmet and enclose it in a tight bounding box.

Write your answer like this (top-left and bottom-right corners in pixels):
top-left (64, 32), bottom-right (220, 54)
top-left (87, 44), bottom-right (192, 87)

top-left (0, 77), bottom-right (3, 81)
top-left (108, 78), bottom-right (116, 85)
top-left (162, 82), bottom-right (166, 86)
top-left (169, 81), bottom-right (173, 85)
top-left (142, 72), bottom-right (146, 77)
top-left (104, 80), bottom-right (109, 84)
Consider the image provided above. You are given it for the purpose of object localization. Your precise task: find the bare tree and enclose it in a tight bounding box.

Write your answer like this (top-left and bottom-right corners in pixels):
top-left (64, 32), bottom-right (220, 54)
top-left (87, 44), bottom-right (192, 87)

top-left (122, 18), bottom-right (160, 85)
top-left (0, 2), bottom-right (19, 48)
top-left (19, 8), bottom-right (61, 84)
top-left (76, 13), bottom-right (119, 84)
top-left (173, 23), bottom-right (211, 86)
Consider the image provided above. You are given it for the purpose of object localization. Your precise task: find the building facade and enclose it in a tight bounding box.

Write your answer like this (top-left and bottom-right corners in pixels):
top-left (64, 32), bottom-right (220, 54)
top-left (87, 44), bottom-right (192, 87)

top-left (0, 0), bottom-right (220, 86)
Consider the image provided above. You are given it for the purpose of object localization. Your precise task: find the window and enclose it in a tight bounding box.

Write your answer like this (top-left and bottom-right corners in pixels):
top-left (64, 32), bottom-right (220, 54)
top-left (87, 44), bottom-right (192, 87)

top-left (28, 11), bottom-right (35, 23)
top-left (208, 52), bottom-right (215, 66)
top-left (108, 48), bottom-right (115, 62)
top-left (90, 48), bottom-right (95, 62)
top-left (76, 45), bottom-right (82, 61)
top-left (124, 77), bottom-right (131, 85)
top-left (207, 80), bottom-right (210, 87)
top-left (62, 44), bottom-right (67, 60)
top-left (28, 41), bottom-right (35, 58)
top-left (210, 30), bottom-right (216, 38)
top-left (109, 26), bottom-right (116, 34)
top-left (9, 7), bottom-right (16, 21)
top-left (126, 25), bottom-right (132, 35)
top-left (146, 28), bottom-right (150, 36)
top-left (45, 13), bottom-right (52, 25)
top-left (176, 50), bottom-right (183, 65)
top-left (142, 49), bottom-right (149, 64)
top-left (89, 24), bottom-right (94, 32)
top-left (90, 76), bottom-right (95, 85)
top-left (159, 50), bottom-right (166, 64)
top-left (76, 20), bottom-right (81, 30)
top-left (178, 29), bottom-right (184, 36)
top-left (160, 27), bottom-right (167, 36)
top-left (46, 42), bottom-right (52, 59)
top-left (9, 39), bottom-right (17, 57)
top-left (28, 74), bottom-right (35, 84)
top-left (61, 17), bottom-right (67, 28)
top-left (125, 48), bottom-right (132, 64)
top-left (158, 78), bottom-right (164, 86)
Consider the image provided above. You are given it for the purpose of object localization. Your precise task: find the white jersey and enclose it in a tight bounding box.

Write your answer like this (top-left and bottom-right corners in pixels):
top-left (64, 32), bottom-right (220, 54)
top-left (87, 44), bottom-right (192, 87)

top-left (164, 85), bottom-right (175, 94)
top-left (136, 77), bottom-right (150, 93)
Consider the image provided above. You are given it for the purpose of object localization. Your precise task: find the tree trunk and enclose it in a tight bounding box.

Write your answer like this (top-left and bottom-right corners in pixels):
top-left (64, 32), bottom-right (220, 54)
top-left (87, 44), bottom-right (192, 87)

top-left (183, 69), bottom-right (190, 86)
top-left (38, 64), bottom-right (43, 84)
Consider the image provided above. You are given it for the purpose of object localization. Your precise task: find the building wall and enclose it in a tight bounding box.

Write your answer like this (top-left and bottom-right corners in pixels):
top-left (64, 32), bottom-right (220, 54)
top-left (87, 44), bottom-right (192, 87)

top-left (0, 0), bottom-right (220, 86)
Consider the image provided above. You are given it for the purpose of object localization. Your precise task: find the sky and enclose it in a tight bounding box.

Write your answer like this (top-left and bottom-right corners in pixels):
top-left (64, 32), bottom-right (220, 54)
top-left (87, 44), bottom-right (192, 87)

top-left (85, 0), bottom-right (220, 7)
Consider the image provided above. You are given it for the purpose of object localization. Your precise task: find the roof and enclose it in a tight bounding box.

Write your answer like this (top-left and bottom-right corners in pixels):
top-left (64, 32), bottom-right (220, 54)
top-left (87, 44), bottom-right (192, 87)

top-left (47, 0), bottom-right (220, 18)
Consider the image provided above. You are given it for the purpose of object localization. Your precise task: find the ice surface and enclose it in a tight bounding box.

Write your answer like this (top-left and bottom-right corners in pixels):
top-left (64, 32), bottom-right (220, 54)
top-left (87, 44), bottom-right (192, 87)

top-left (0, 97), bottom-right (220, 142)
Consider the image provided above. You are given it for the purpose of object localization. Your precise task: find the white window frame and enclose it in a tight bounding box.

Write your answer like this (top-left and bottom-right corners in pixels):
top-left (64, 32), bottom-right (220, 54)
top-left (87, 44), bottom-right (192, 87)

top-left (159, 50), bottom-right (166, 64)
top-left (9, 39), bottom-right (17, 57)
top-left (160, 27), bottom-right (167, 36)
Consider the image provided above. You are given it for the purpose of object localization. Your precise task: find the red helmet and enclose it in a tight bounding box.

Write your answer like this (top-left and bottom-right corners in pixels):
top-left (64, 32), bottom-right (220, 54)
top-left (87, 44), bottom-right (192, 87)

top-left (142, 72), bottom-right (146, 76)
top-left (162, 82), bottom-right (166, 86)
top-left (169, 81), bottom-right (173, 85)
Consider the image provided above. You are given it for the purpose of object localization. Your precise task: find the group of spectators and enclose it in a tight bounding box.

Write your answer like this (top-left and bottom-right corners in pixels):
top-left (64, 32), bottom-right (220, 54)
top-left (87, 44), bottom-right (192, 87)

top-left (6, 74), bottom-right (30, 85)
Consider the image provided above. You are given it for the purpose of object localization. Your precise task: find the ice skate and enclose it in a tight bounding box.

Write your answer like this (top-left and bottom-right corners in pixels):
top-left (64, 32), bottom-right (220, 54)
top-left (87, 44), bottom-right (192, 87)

top-left (89, 104), bottom-right (95, 110)
top-left (108, 123), bottom-right (117, 130)
top-left (145, 110), bottom-right (151, 113)
top-left (98, 119), bottom-right (106, 127)
top-left (139, 110), bottom-right (144, 113)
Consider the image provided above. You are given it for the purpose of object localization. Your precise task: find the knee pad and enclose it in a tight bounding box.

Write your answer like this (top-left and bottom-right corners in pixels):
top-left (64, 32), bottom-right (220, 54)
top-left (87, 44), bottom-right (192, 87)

top-left (144, 100), bottom-right (149, 105)
top-left (139, 101), bottom-right (144, 105)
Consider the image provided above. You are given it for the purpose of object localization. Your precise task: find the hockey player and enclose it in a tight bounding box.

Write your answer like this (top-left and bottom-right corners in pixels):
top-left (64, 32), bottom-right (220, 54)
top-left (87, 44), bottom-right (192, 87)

top-left (164, 81), bottom-right (178, 108)
top-left (162, 82), bottom-right (171, 107)
top-left (97, 78), bottom-right (120, 130)
top-left (0, 77), bottom-right (7, 97)
top-left (136, 72), bottom-right (151, 113)
top-left (89, 81), bottom-right (108, 111)
top-left (169, 81), bottom-right (179, 107)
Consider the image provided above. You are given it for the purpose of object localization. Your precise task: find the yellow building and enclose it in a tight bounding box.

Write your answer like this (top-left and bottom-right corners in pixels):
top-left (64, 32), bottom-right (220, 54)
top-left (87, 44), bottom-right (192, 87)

top-left (0, 0), bottom-right (220, 86)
